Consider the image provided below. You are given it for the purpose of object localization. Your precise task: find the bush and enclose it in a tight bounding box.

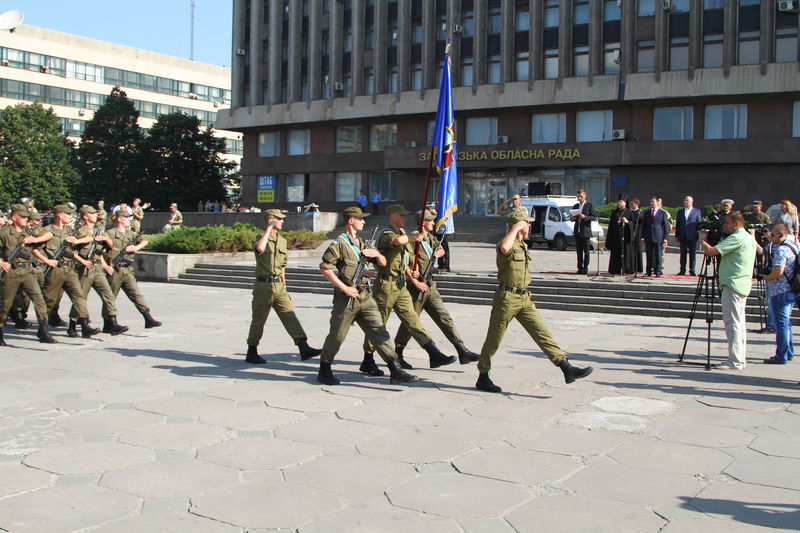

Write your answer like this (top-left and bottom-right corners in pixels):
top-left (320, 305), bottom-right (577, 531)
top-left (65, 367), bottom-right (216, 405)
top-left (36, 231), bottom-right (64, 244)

top-left (143, 223), bottom-right (327, 254)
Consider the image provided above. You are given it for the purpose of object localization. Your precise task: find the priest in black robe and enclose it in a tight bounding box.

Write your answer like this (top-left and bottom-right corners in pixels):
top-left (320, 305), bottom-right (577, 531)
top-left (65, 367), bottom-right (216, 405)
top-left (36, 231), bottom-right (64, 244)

top-left (626, 197), bottom-right (644, 274)
top-left (606, 195), bottom-right (632, 275)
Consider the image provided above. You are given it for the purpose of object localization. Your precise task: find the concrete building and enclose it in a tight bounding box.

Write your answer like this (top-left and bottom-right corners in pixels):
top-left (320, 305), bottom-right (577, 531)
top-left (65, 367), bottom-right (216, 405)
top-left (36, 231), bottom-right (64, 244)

top-left (218, 0), bottom-right (800, 214)
top-left (0, 24), bottom-right (242, 166)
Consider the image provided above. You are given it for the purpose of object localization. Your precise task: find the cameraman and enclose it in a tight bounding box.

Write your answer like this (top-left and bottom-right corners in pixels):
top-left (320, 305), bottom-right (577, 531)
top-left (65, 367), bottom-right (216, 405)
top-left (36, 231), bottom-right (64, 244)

top-left (756, 224), bottom-right (798, 364)
top-left (700, 211), bottom-right (757, 370)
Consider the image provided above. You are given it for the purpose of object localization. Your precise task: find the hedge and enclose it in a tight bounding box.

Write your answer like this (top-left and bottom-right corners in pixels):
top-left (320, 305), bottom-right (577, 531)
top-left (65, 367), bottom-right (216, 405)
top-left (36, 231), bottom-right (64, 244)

top-left (143, 223), bottom-right (328, 254)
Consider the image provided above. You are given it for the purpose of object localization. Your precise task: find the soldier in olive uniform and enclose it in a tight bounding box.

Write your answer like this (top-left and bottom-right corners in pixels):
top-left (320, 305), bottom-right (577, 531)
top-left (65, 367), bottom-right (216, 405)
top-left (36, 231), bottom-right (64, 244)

top-left (0, 205), bottom-right (56, 345)
top-left (11, 211), bottom-right (45, 329)
top-left (745, 200), bottom-right (771, 228)
top-left (32, 204), bottom-right (100, 339)
top-left (68, 206), bottom-right (128, 336)
top-left (96, 200), bottom-right (107, 230)
top-left (131, 198), bottom-right (148, 234)
top-left (245, 209), bottom-right (321, 364)
top-left (317, 207), bottom-right (418, 386)
top-left (102, 206), bottom-right (161, 329)
top-left (475, 206), bottom-right (594, 393)
top-left (394, 209), bottom-right (479, 365)
top-left (362, 204), bottom-right (455, 375)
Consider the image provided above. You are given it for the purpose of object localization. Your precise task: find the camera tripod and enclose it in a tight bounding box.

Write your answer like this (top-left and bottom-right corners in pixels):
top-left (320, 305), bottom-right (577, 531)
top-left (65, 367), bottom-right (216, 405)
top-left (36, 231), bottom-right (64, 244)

top-left (753, 255), bottom-right (768, 331)
top-left (679, 253), bottom-right (721, 370)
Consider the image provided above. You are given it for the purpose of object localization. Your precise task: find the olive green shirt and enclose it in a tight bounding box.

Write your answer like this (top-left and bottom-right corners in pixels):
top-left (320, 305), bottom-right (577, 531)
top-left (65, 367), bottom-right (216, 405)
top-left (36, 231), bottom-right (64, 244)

top-left (320, 233), bottom-right (368, 286)
top-left (131, 206), bottom-right (144, 232)
top-left (72, 225), bottom-right (103, 259)
top-left (376, 228), bottom-right (408, 277)
top-left (104, 227), bottom-right (138, 263)
top-left (405, 232), bottom-right (439, 279)
top-left (745, 211), bottom-right (771, 228)
top-left (254, 233), bottom-right (287, 278)
top-left (0, 226), bottom-right (35, 263)
top-left (40, 224), bottom-right (75, 259)
top-left (496, 239), bottom-right (531, 289)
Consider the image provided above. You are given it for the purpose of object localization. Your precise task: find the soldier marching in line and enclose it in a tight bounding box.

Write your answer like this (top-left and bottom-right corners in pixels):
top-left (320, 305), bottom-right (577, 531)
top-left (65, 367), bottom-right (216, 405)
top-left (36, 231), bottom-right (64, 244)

top-left (10, 210), bottom-right (44, 330)
top-left (475, 206), bottom-right (594, 393)
top-left (361, 204), bottom-right (456, 375)
top-left (317, 207), bottom-right (418, 386)
top-left (245, 209), bottom-right (322, 364)
top-left (394, 208), bottom-right (479, 366)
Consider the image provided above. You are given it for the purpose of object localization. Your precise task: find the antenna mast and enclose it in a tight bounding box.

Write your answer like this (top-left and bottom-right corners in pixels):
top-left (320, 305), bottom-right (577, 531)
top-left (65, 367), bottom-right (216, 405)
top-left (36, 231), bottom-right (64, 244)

top-left (190, 0), bottom-right (196, 60)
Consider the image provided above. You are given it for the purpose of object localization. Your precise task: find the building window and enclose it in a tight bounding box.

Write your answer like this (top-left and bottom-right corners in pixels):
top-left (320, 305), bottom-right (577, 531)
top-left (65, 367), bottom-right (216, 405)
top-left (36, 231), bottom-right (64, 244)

top-left (532, 113), bottom-right (567, 144)
top-left (489, 7), bottom-right (502, 34)
top-left (366, 25), bottom-right (375, 49)
top-left (573, 0), bottom-right (589, 25)
top-left (369, 171), bottom-right (396, 202)
top-left (637, 40), bottom-right (656, 72)
top-left (287, 129), bottom-right (311, 155)
top-left (544, 1), bottom-right (559, 28)
top-left (336, 126), bottom-right (362, 153)
top-left (412, 24), bottom-right (423, 43)
top-left (576, 110), bottom-right (613, 142)
top-left (516, 10), bottom-right (529, 31)
top-left (705, 104), bottom-right (747, 139)
top-left (286, 174), bottom-right (307, 202)
top-left (653, 107), bottom-right (693, 141)
top-left (793, 102), bottom-right (800, 138)
top-left (465, 117), bottom-right (498, 146)
top-left (335, 172), bottom-right (359, 201)
top-left (411, 63), bottom-right (423, 90)
top-left (604, 0), bottom-right (621, 21)
top-left (258, 132), bottom-right (280, 157)
top-left (487, 55), bottom-right (501, 83)
top-left (365, 68), bottom-right (375, 95)
top-left (604, 43), bottom-right (621, 74)
top-left (387, 67), bottom-right (398, 93)
top-left (574, 46), bottom-right (589, 77)
top-left (544, 49), bottom-right (559, 79)
top-left (776, 29), bottom-right (799, 63)
top-left (638, 0), bottom-right (655, 16)
top-left (703, 34), bottom-right (724, 67)
top-left (370, 123), bottom-right (397, 151)
top-left (461, 57), bottom-right (474, 86)
top-left (515, 52), bottom-right (529, 81)
top-left (704, 0), bottom-right (724, 8)
top-left (669, 37), bottom-right (689, 70)
top-left (462, 11), bottom-right (475, 37)
top-left (738, 31), bottom-right (760, 65)
top-left (344, 30), bottom-right (353, 53)
top-left (670, 0), bottom-right (690, 12)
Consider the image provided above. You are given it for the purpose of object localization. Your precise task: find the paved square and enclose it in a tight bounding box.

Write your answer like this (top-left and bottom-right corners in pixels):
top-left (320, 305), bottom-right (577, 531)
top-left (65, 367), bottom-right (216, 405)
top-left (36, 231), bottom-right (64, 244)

top-left (0, 280), bottom-right (798, 532)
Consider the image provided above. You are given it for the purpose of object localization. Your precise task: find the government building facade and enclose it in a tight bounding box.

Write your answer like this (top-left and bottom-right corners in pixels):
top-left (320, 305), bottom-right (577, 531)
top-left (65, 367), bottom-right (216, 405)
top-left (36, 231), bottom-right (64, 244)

top-left (217, 0), bottom-right (800, 213)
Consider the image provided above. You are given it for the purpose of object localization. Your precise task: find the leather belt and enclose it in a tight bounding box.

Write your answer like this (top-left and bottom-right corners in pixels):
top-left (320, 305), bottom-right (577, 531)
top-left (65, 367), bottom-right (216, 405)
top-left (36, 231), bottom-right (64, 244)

top-left (500, 284), bottom-right (528, 295)
top-left (11, 263), bottom-right (31, 269)
top-left (256, 276), bottom-right (282, 283)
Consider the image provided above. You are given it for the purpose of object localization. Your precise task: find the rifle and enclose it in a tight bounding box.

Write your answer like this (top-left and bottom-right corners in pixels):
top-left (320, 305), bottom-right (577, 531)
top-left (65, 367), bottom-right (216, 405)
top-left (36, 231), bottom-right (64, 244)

top-left (110, 229), bottom-right (145, 271)
top-left (416, 236), bottom-right (443, 302)
top-left (0, 227), bottom-right (35, 282)
top-left (43, 221), bottom-right (85, 281)
top-left (78, 225), bottom-right (104, 278)
top-left (347, 225), bottom-right (379, 302)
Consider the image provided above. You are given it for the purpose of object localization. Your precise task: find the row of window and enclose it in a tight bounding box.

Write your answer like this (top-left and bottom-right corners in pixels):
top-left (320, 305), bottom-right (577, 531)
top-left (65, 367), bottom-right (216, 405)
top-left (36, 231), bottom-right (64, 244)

top-left (0, 46), bottom-right (231, 104)
top-left (259, 171), bottom-right (396, 203)
top-left (258, 123), bottom-right (398, 157)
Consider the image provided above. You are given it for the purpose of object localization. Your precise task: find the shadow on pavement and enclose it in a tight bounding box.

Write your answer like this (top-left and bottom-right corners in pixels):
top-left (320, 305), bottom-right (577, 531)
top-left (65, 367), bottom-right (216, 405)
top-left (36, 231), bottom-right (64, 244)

top-left (681, 495), bottom-right (800, 530)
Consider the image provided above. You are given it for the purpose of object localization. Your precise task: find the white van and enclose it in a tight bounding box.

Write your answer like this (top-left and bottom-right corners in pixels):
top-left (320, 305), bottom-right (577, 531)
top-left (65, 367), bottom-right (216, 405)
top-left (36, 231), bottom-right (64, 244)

top-left (518, 195), bottom-right (604, 250)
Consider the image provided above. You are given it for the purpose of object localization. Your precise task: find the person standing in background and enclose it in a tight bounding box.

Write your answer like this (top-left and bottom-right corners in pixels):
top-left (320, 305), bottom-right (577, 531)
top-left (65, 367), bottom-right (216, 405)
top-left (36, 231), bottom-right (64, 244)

top-left (675, 196), bottom-right (702, 276)
top-left (371, 191), bottom-right (381, 215)
top-left (570, 189), bottom-right (597, 275)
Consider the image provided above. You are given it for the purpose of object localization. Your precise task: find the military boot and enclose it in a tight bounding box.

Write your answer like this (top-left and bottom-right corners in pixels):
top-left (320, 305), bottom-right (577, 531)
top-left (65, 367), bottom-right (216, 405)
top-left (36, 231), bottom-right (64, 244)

top-left (142, 312), bottom-right (162, 329)
top-left (48, 309), bottom-right (67, 328)
top-left (559, 359), bottom-right (594, 384)
top-left (66, 320), bottom-right (79, 338)
top-left (12, 309), bottom-right (30, 330)
top-left (78, 318), bottom-right (100, 339)
top-left (37, 321), bottom-right (57, 344)
top-left (423, 342), bottom-right (456, 369)
top-left (102, 316), bottom-right (129, 336)
top-left (454, 342), bottom-right (479, 364)
top-left (317, 362), bottom-right (340, 385)
top-left (246, 346), bottom-right (266, 364)
top-left (359, 352), bottom-right (385, 376)
top-left (475, 373), bottom-right (502, 393)
top-left (395, 345), bottom-right (413, 369)
top-left (297, 338), bottom-right (321, 361)
top-left (387, 359), bottom-right (419, 385)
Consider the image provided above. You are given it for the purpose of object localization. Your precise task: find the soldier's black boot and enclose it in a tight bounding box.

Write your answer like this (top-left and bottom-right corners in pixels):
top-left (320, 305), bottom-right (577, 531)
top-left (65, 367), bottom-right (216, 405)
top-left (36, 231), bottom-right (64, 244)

top-left (475, 373), bottom-right (502, 393)
top-left (359, 352), bottom-right (385, 376)
top-left (395, 345), bottom-right (413, 369)
top-left (0, 327), bottom-right (6, 346)
top-left (142, 312), bottom-right (162, 329)
top-left (12, 309), bottom-right (30, 330)
top-left (79, 318), bottom-right (100, 339)
top-left (454, 342), bottom-right (479, 364)
top-left (423, 342), bottom-right (457, 369)
top-left (297, 338), bottom-right (321, 361)
top-left (48, 308), bottom-right (67, 328)
top-left (245, 346), bottom-right (266, 364)
top-left (102, 316), bottom-right (129, 336)
top-left (66, 320), bottom-right (79, 338)
top-left (388, 359), bottom-right (419, 385)
top-left (317, 362), bottom-right (340, 385)
top-left (37, 321), bottom-right (57, 344)
top-left (559, 359), bottom-right (594, 384)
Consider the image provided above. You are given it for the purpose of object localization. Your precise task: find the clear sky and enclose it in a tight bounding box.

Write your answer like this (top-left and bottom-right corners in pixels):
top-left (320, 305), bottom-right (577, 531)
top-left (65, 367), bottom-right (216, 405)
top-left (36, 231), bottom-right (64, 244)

top-left (7, 0), bottom-right (233, 66)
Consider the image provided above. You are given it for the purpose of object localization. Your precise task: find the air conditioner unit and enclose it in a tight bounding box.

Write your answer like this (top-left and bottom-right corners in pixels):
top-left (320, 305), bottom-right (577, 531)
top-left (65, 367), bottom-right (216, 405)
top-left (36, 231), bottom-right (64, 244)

top-left (612, 129), bottom-right (627, 140)
top-left (333, 81), bottom-right (344, 91)
top-left (453, 24), bottom-right (463, 34)
top-left (188, 92), bottom-right (198, 99)
top-left (662, 0), bottom-right (671, 9)
top-left (496, 135), bottom-right (510, 144)
top-left (235, 48), bottom-right (246, 56)
top-left (405, 141), bottom-right (417, 148)
top-left (78, 109), bottom-right (86, 116)
top-left (778, 0), bottom-right (800, 11)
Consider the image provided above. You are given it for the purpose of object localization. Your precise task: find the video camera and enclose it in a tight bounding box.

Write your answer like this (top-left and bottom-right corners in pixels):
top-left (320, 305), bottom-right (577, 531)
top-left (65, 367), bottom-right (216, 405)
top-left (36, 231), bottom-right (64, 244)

top-left (697, 213), bottom-right (725, 245)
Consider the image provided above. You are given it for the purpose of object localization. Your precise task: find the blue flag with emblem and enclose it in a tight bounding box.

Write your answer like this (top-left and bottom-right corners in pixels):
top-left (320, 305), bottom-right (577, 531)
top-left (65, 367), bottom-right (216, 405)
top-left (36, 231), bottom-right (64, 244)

top-left (433, 41), bottom-right (457, 232)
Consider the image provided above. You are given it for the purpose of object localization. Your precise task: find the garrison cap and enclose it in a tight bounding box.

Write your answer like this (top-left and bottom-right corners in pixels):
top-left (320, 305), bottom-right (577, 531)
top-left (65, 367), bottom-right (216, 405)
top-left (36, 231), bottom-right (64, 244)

top-left (386, 204), bottom-right (411, 216)
top-left (170, 203), bottom-right (178, 208)
top-left (53, 204), bottom-right (73, 215)
top-left (752, 200), bottom-right (762, 206)
top-left (29, 211), bottom-right (42, 221)
top-left (79, 205), bottom-right (97, 214)
top-left (511, 194), bottom-right (520, 200)
top-left (117, 207), bottom-right (133, 217)
top-left (342, 206), bottom-right (370, 220)
top-left (721, 199), bottom-right (734, 205)
top-left (264, 208), bottom-right (286, 219)
top-left (415, 209), bottom-right (436, 221)
top-left (506, 206), bottom-right (534, 224)
top-left (10, 204), bottom-right (29, 217)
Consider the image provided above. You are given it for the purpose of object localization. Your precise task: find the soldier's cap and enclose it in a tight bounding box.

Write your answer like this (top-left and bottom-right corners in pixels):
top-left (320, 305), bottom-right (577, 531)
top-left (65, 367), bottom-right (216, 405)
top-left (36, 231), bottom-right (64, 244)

top-left (20, 197), bottom-right (32, 204)
top-left (170, 203), bottom-right (178, 208)
top-left (97, 200), bottom-right (104, 205)
top-left (10, 204), bottom-right (29, 217)
top-left (386, 204), bottom-right (411, 216)
top-left (53, 204), bottom-right (73, 215)
top-left (507, 206), bottom-right (535, 224)
top-left (721, 199), bottom-right (734, 205)
top-left (342, 206), bottom-right (370, 220)
top-left (79, 205), bottom-right (97, 214)
top-left (415, 209), bottom-right (436, 221)
top-left (29, 211), bottom-right (42, 221)
top-left (264, 208), bottom-right (286, 219)
top-left (117, 207), bottom-right (133, 217)
top-left (511, 194), bottom-right (520, 200)
top-left (752, 200), bottom-right (762, 206)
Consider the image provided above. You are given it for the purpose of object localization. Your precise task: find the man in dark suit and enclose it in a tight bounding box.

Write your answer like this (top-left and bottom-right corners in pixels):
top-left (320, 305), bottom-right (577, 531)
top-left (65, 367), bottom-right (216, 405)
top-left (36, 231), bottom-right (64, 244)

top-left (641, 196), bottom-right (671, 277)
top-left (570, 189), bottom-right (598, 275)
top-left (675, 195), bottom-right (702, 276)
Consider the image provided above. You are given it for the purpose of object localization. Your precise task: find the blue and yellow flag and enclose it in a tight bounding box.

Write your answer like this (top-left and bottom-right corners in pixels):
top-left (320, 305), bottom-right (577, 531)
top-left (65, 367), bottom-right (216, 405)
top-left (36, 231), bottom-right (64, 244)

top-left (432, 42), bottom-right (457, 232)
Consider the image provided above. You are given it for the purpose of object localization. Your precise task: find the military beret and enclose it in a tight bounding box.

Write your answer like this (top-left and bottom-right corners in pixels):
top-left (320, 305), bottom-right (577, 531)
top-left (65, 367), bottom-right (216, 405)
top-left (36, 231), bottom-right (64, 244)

top-left (415, 209), bottom-right (436, 221)
top-left (342, 206), bottom-right (370, 220)
top-left (10, 204), bottom-right (29, 217)
top-left (385, 204), bottom-right (411, 216)
top-left (53, 204), bottom-right (73, 215)
top-left (79, 205), bottom-right (97, 214)
top-left (264, 208), bottom-right (286, 219)
top-left (507, 206), bottom-right (535, 224)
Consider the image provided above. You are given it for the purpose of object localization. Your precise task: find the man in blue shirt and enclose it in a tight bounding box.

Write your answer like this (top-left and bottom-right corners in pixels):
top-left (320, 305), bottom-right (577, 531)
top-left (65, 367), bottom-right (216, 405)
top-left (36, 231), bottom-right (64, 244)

top-left (757, 224), bottom-right (797, 364)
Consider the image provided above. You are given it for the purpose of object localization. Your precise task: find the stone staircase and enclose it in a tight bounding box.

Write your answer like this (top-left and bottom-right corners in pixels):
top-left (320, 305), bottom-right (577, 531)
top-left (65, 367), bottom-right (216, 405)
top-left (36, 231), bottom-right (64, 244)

top-left (173, 264), bottom-right (794, 326)
top-left (327, 215), bottom-right (508, 243)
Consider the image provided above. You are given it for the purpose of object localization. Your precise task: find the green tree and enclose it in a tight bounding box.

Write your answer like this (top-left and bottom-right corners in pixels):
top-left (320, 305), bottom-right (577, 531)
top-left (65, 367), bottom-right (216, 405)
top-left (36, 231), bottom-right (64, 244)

top-left (0, 102), bottom-right (79, 209)
top-left (143, 112), bottom-right (237, 210)
top-left (73, 87), bottom-right (145, 205)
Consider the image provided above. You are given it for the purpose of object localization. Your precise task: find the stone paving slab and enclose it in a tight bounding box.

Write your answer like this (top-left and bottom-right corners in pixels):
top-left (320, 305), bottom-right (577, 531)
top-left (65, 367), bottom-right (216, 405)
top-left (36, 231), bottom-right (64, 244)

top-left (0, 282), bottom-right (798, 532)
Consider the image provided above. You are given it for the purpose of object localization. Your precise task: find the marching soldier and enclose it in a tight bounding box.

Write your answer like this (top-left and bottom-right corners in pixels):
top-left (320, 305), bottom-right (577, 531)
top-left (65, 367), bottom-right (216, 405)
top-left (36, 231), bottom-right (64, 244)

top-left (101, 206), bottom-right (161, 329)
top-left (394, 209), bottom-right (479, 366)
top-left (96, 200), bottom-right (107, 229)
top-left (361, 204), bottom-right (455, 375)
top-left (245, 209), bottom-right (321, 364)
top-left (32, 204), bottom-right (99, 339)
top-left (67, 205), bottom-right (128, 336)
top-left (10, 211), bottom-right (45, 330)
top-left (0, 204), bottom-right (56, 345)
top-left (131, 198), bottom-right (149, 234)
top-left (317, 206), bottom-right (417, 386)
top-left (476, 206), bottom-right (594, 393)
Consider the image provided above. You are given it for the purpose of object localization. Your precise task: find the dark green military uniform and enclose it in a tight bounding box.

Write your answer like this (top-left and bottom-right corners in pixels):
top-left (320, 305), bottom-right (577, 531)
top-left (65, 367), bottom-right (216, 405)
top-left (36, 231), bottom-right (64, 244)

top-left (39, 222), bottom-right (90, 319)
top-left (13, 219), bottom-right (46, 322)
top-left (246, 231), bottom-right (308, 347)
top-left (96, 207), bottom-right (107, 230)
top-left (102, 226), bottom-right (151, 316)
top-left (745, 211), bottom-right (771, 228)
top-left (0, 224), bottom-right (48, 325)
top-left (131, 205), bottom-right (144, 234)
top-left (68, 223), bottom-right (120, 320)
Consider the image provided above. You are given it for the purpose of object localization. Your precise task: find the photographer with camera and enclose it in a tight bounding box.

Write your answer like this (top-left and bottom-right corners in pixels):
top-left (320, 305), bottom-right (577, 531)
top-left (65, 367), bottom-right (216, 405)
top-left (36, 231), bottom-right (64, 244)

top-left (755, 224), bottom-right (798, 364)
top-left (699, 211), bottom-right (757, 370)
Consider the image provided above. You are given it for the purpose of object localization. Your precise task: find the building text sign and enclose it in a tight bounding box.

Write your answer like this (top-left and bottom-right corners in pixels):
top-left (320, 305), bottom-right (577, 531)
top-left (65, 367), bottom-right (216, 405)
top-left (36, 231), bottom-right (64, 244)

top-left (257, 175), bottom-right (276, 203)
top-left (419, 148), bottom-right (582, 162)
